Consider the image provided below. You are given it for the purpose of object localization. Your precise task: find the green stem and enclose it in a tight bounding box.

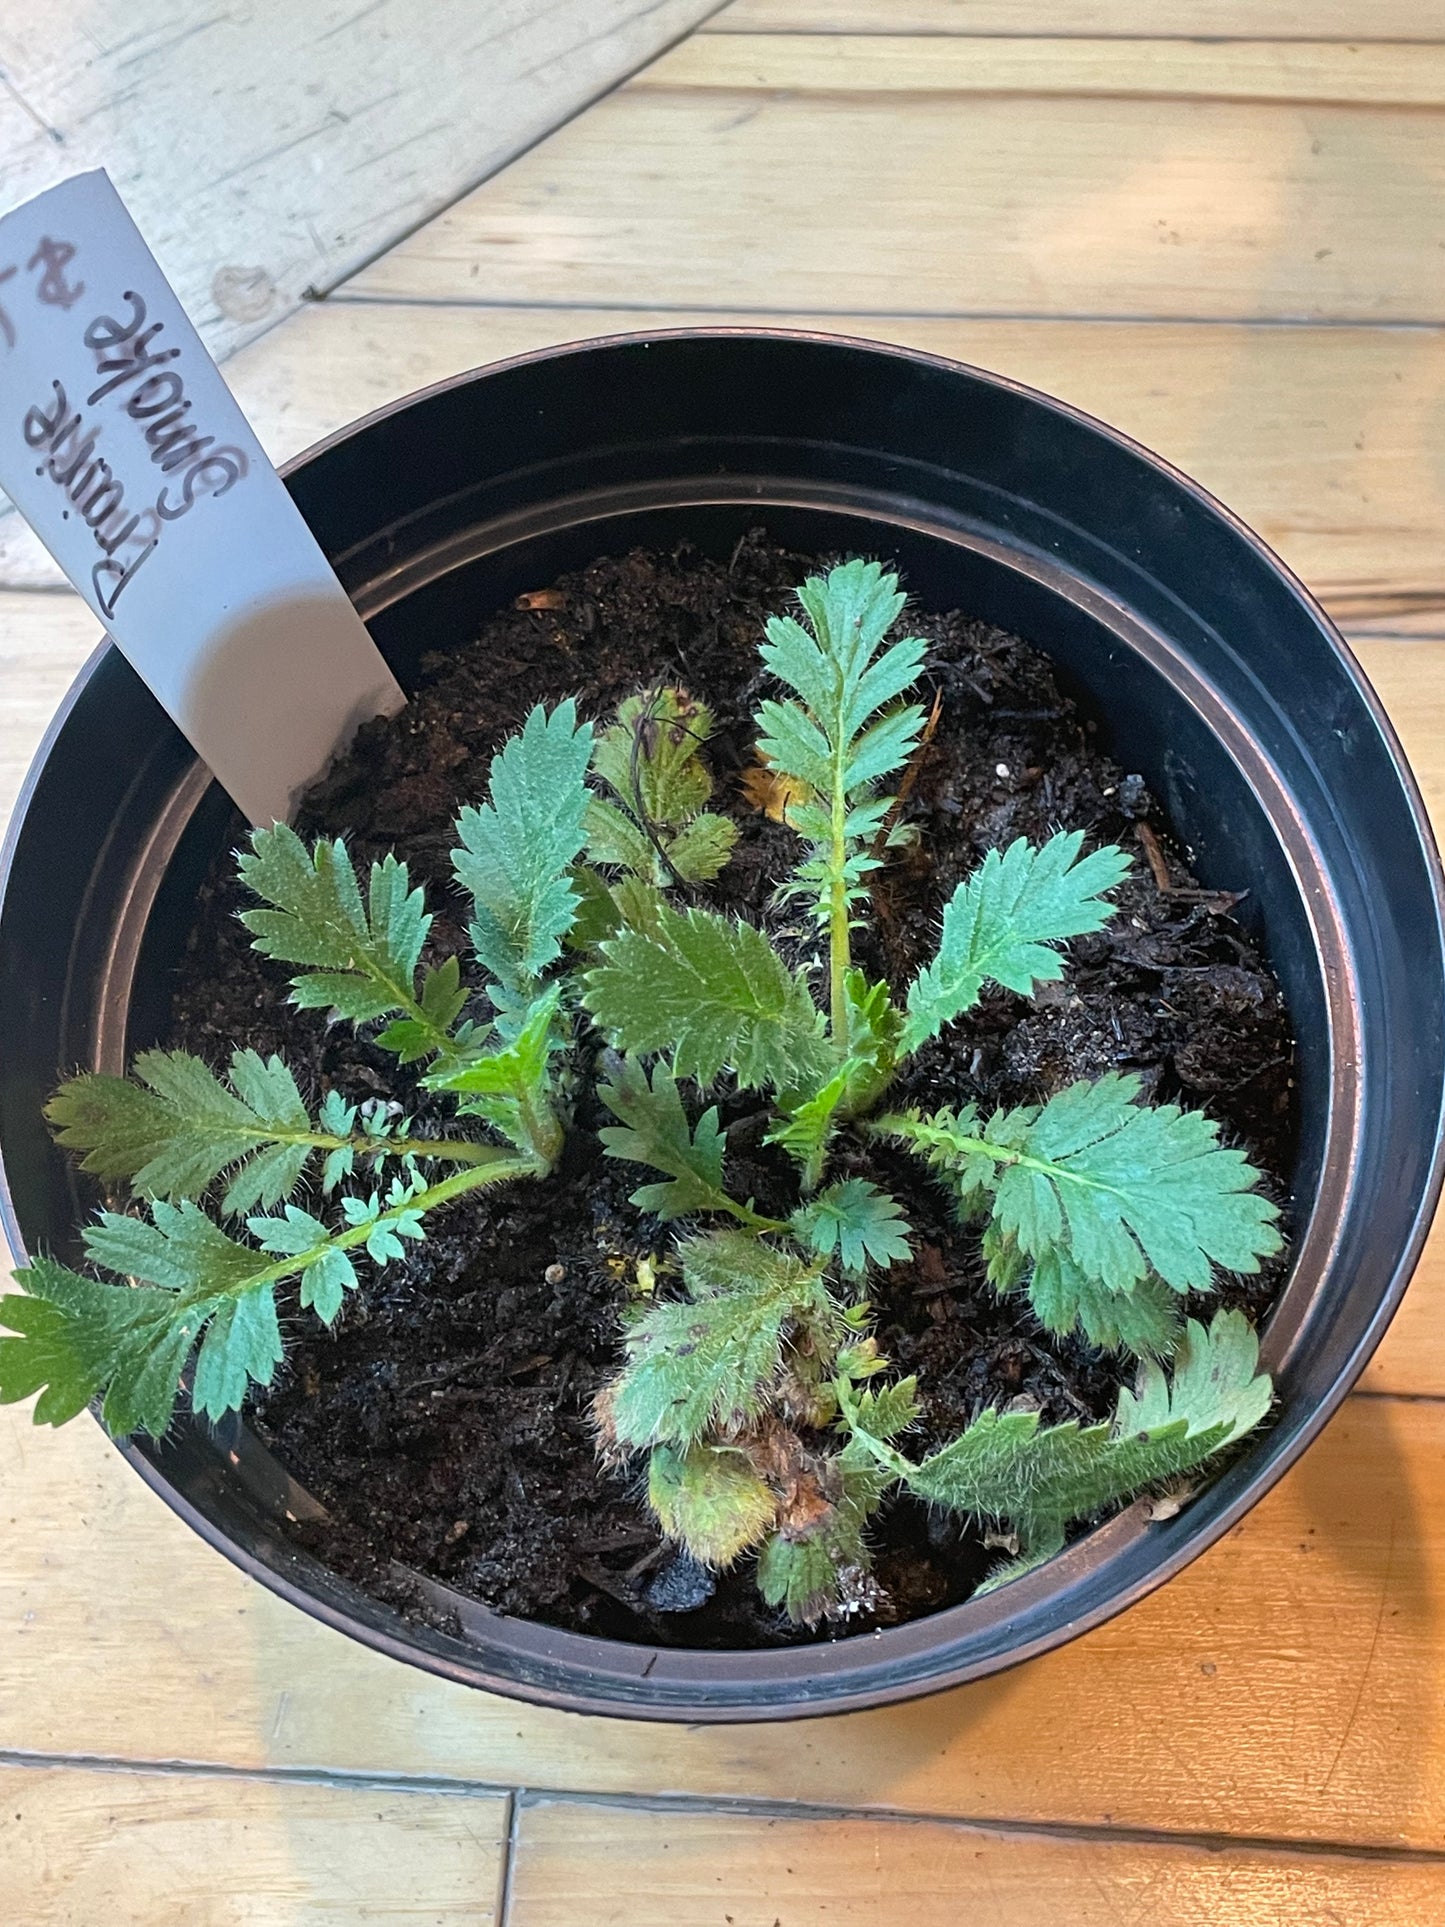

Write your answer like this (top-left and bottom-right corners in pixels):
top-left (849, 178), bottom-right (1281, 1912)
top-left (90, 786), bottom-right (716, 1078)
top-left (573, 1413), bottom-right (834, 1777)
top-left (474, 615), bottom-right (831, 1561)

top-left (191, 1152), bottom-right (540, 1306)
top-left (868, 1114), bottom-right (1124, 1206)
top-left (253, 1125), bottom-right (506, 1169)
top-left (828, 760), bottom-right (852, 1055)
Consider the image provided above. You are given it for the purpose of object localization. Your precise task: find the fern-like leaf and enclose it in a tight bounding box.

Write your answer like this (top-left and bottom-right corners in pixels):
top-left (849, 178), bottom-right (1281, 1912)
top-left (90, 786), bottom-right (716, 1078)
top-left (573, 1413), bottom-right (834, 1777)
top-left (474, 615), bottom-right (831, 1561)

top-left (901, 1309), bottom-right (1271, 1562)
top-left (238, 825), bottom-right (464, 1063)
top-left (605, 1231), bottom-right (835, 1449)
top-left (452, 700), bottom-right (594, 1001)
top-left (754, 560), bottom-right (926, 947)
top-left (584, 900), bottom-right (832, 1094)
top-left (792, 1178), bottom-right (912, 1277)
top-left (899, 832), bottom-right (1129, 1055)
top-left (0, 1148), bottom-right (535, 1436)
top-left (596, 1056), bottom-right (738, 1222)
top-left (875, 1074), bottom-right (1281, 1313)
top-left (47, 1048), bottom-right (493, 1217)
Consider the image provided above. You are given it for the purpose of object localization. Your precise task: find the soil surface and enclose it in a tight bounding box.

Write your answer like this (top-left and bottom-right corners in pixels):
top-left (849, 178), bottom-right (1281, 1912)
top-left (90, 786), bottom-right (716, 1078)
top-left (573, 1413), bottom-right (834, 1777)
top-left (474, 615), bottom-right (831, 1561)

top-left (164, 530), bottom-right (1296, 1648)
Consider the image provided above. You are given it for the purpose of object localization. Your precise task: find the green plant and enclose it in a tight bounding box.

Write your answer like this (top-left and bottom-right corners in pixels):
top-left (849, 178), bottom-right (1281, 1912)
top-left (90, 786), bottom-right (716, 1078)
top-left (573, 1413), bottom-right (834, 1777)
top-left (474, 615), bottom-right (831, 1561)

top-left (0, 561), bottom-right (1283, 1624)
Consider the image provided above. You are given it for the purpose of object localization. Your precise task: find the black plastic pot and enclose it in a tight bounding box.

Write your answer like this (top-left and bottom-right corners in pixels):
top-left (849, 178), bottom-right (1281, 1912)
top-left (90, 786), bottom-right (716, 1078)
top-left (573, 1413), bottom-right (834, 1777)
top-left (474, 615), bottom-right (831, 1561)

top-left (2, 331), bottom-right (1442, 1722)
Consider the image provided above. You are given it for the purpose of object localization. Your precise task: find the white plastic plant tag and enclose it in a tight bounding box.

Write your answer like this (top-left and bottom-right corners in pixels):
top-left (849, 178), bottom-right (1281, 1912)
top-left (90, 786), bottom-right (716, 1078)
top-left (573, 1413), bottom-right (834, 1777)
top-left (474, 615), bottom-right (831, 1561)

top-left (0, 170), bottom-right (404, 825)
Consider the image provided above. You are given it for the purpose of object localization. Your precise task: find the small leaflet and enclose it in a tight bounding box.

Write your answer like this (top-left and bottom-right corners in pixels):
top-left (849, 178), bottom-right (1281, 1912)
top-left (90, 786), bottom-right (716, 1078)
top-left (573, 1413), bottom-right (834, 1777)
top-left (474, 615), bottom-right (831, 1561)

top-left (0, 172), bottom-right (404, 824)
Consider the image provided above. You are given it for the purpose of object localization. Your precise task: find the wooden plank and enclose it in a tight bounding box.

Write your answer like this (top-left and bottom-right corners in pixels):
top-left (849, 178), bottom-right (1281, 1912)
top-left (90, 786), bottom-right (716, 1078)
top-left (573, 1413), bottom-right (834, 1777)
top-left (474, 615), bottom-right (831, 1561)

top-left (346, 84), bottom-right (1445, 327)
top-left (655, 33), bottom-right (1445, 106)
top-left (0, 593), bottom-right (101, 825)
top-left (710, 2), bottom-right (1445, 36)
top-left (0, 1765), bottom-right (508, 1923)
top-left (226, 304), bottom-right (1445, 637)
top-left (2, 1393), bottom-right (1444, 1849)
top-left (0, 0), bottom-right (726, 363)
top-left (0, 0), bottom-right (726, 568)
top-left (509, 1799), bottom-right (1445, 1926)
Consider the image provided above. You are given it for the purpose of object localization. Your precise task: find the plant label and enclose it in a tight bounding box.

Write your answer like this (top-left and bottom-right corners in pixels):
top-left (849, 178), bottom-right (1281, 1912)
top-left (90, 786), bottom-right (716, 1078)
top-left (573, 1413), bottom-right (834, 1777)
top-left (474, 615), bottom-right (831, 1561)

top-left (0, 170), bottom-right (404, 825)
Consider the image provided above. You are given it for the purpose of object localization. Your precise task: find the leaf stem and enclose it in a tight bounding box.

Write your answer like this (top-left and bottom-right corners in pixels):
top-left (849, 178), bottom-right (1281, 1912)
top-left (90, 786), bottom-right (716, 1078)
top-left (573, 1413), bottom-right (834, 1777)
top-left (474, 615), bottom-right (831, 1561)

top-left (828, 752), bottom-right (852, 1055)
top-left (184, 1152), bottom-right (540, 1309)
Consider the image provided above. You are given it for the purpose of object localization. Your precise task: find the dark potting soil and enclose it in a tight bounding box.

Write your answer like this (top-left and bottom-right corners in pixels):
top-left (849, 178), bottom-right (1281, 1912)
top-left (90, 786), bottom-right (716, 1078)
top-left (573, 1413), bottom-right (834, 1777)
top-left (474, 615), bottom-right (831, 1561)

top-left (163, 530), bottom-right (1296, 1648)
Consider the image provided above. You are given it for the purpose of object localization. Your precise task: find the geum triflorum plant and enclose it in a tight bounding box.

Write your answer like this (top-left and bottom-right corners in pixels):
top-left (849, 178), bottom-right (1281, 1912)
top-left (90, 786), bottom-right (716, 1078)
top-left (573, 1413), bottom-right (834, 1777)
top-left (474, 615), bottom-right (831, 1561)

top-left (0, 559), bottom-right (1282, 1623)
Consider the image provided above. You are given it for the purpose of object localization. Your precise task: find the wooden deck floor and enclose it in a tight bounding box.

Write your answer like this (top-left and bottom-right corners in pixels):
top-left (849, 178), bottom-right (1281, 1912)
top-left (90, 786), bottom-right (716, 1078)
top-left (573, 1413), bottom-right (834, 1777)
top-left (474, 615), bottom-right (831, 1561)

top-left (4, 4), bottom-right (1445, 1920)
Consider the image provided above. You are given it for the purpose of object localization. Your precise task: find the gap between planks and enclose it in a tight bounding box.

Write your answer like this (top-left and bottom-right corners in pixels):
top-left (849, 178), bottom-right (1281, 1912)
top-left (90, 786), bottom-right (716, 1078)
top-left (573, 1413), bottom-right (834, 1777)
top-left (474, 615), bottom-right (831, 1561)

top-left (648, 32), bottom-right (1445, 108)
top-left (4, 1750), bottom-right (1445, 1868)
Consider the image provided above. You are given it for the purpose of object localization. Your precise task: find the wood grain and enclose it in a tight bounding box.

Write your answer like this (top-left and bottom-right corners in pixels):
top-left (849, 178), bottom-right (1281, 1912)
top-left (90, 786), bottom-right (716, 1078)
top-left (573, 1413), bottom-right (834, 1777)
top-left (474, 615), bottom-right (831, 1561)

top-left (711, 1), bottom-right (1445, 36)
top-left (150, 302), bottom-right (1445, 640)
top-left (0, 1766), bottom-right (507, 1924)
top-left (656, 34), bottom-right (1445, 106)
top-left (508, 1799), bottom-right (1445, 1926)
top-left (0, 0), bottom-right (726, 362)
top-left (0, 593), bottom-right (101, 825)
top-left (1, 1394), bottom-right (1443, 1849)
top-left (347, 82), bottom-right (1445, 327)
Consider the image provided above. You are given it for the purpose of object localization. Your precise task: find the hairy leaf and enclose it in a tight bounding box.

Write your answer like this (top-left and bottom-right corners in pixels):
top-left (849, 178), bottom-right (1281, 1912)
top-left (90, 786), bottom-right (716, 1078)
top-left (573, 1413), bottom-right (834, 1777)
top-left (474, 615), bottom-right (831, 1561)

top-left (452, 700), bottom-right (593, 996)
top-left (607, 1232), bottom-right (835, 1449)
top-left (589, 689), bottom-right (738, 889)
top-left (903, 1310), bottom-right (1271, 1558)
top-left (0, 1255), bottom-right (207, 1436)
top-left (755, 1449), bottom-right (887, 1624)
top-left (875, 1075), bottom-right (1281, 1310)
top-left (647, 1441), bottom-right (778, 1566)
top-left (597, 1056), bottom-right (733, 1221)
top-left (424, 987), bottom-right (564, 1165)
top-left (753, 559), bottom-right (927, 934)
top-left (766, 973), bottom-right (901, 1185)
top-left (900, 832), bottom-right (1129, 1055)
top-left (47, 1049), bottom-right (310, 1214)
top-left (1026, 1246), bottom-right (1184, 1359)
top-left (0, 1199), bottom-right (286, 1435)
top-left (792, 1178), bottom-right (912, 1276)
top-left (584, 901), bottom-right (832, 1094)
top-left (239, 826), bottom-right (463, 1062)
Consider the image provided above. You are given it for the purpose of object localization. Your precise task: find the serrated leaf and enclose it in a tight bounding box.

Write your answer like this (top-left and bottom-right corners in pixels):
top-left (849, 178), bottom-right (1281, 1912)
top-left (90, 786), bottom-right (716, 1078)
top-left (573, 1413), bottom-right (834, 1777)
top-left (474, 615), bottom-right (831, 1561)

top-left (844, 1374), bottom-right (920, 1442)
top-left (754, 559), bottom-right (927, 936)
top-left (593, 688), bottom-right (717, 831)
top-left (647, 1441), bottom-right (778, 1566)
top-left (903, 1309), bottom-right (1271, 1557)
top-left (665, 811), bottom-right (737, 884)
top-left (608, 1232), bottom-right (834, 1448)
top-left (597, 1056), bottom-right (732, 1221)
top-left (0, 1256), bottom-right (195, 1435)
top-left (584, 901), bottom-right (831, 1094)
top-left (301, 1247), bottom-right (358, 1323)
top-left (900, 832), bottom-right (1130, 1054)
top-left (423, 986), bottom-right (563, 1163)
top-left (792, 1179), bottom-right (912, 1276)
top-left (452, 701), bottom-right (593, 995)
top-left (989, 1075), bottom-right (1282, 1295)
top-left (875, 1077), bottom-right (1281, 1314)
top-left (1027, 1247), bottom-right (1184, 1359)
top-left (767, 973), bottom-right (901, 1184)
top-left (240, 826), bottom-right (431, 1024)
top-left (583, 796), bottom-right (656, 875)
top-left (192, 1289), bottom-right (283, 1421)
top-left (0, 1200), bottom-right (283, 1438)
top-left (47, 1048), bottom-right (314, 1214)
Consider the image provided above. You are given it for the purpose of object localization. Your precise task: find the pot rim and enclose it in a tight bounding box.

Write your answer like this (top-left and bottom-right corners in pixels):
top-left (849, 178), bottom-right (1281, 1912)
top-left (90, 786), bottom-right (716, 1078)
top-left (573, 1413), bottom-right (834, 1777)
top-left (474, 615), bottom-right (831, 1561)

top-left (3, 325), bottom-right (1442, 1721)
